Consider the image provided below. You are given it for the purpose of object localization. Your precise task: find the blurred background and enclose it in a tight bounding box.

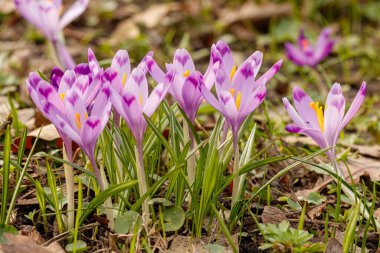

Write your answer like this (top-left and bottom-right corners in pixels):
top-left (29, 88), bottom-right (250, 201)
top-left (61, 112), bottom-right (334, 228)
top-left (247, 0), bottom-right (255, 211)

top-left (1, 0), bottom-right (380, 142)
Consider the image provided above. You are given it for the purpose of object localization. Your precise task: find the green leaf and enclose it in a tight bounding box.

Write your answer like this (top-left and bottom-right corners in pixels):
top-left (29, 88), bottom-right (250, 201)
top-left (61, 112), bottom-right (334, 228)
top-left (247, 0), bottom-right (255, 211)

top-left (162, 206), bottom-right (185, 232)
top-left (114, 211), bottom-right (142, 234)
top-left (65, 240), bottom-right (88, 252)
top-left (204, 244), bottom-right (225, 253)
top-left (79, 181), bottom-right (138, 225)
top-left (147, 198), bottom-right (173, 207)
top-left (305, 192), bottom-right (326, 205)
top-left (287, 198), bottom-right (302, 210)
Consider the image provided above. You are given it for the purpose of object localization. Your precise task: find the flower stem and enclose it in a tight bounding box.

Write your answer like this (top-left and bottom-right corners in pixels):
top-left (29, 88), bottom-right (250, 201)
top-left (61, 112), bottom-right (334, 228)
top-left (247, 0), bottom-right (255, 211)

top-left (183, 120), bottom-right (196, 205)
top-left (231, 136), bottom-right (240, 207)
top-left (136, 142), bottom-right (150, 222)
top-left (310, 67), bottom-right (328, 98)
top-left (62, 144), bottom-right (74, 230)
top-left (89, 155), bottom-right (104, 191)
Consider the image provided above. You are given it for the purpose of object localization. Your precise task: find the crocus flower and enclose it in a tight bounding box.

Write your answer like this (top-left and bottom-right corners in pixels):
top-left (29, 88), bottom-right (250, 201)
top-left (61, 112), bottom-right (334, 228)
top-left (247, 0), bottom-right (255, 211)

top-left (103, 50), bottom-right (154, 126)
top-left (15, 0), bottom-right (89, 69)
top-left (146, 49), bottom-right (219, 123)
top-left (111, 68), bottom-right (172, 145)
top-left (200, 41), bottom-right (283, 142)
top-left (40, 81), bottom-right (112, 188)
top-left (283, 82), bottom-right (366, 175)
top-left (285, 28), bottom-right (335, 67)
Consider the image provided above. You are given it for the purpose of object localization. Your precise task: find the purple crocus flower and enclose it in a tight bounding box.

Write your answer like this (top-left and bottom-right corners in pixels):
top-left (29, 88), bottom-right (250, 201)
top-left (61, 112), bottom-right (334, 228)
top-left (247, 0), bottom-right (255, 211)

top-left (199, 41), bottom-right (283, 142)
top-left (15, 0), bottom-right (89, 69)
top-left (283, 82), bottom-right (366, 175)
top-left (285, 28), bottom-right (335, 67)
top-left (111, 68), bottom-right (172, 145)
top-left (39, 81), bottom-right (111, 188)
top-left (103, 49), bottom-right (154, 126)
top-left (145, 49), bottom-right (219, 123)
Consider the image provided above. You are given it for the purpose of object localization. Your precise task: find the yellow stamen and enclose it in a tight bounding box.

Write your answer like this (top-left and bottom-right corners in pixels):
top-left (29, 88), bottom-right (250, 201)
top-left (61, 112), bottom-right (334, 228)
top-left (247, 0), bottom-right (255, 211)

top-left (59, 93), bottom-right (65, 101)
top-left (301, 39), bottom-right (309, 50)
top-left (230, 65), bottom-right (237, 83)
top-left (236, 92), bottom-right (242, 111)
top-left (121, 73), bottom-right (127, 87)
top-left (183, 70), bottom-right (190, 78)
top-left (139, 94), bottom-right (143, 105)
top-left (309, 102), bottom-right (324, 132)
top-left (75, 113), bottom-right (82, 130)
top-left (229, 88), bottom-right (235, 98)
top-left (84, 112), bottom-right (89, 120)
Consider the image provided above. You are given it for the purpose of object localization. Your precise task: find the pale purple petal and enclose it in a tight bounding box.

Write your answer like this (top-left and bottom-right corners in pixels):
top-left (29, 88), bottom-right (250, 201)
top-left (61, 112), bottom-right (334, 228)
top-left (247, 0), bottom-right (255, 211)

top-left (50, 67), bottom-right (64, 89)
top-left (59, 0), bottom-right (89, 29)
top-left (88, 48), bottom-right (101, 75)
top-left (285, 43), bottom-right (308, 66)
top-left (282, 97), bottom-right (306, 127)
top-left (143, 82), bottom-right (170, 118)
top-left (91, 83), bottom-right (111, 118)
top-left (173, 49), bottom-right (195, 74)
top-left (215, 40), bottom-right (234, 75)
top-left (255, 59), bottom-right (283, 88)
top-left (181, 71), bottom-right (203, 121)
top-left (37, 80), bottom-right (65, 112)
top-left (58, 70), bottom-right (76, 96)
top-left (80, 115), bottom-right (101, 156)
top-left (324, 94), bottom-right (345, 147)
top-left (111, 49), bottom-right (131, 80)
top-left (238, 83), bottom-right (266, 124)
top-left (339, 81), bottom-right (366, 131)
top-left (124, 68), bottom-right (148, 105)
top-left (292, 86), bottom-right (320, 130)
top-left (219, 90), bottom-right (238, 133)
top-left (65, 89), bottom-right (88, 130)
top-left (146, 55), bottom-right (165, 83)
top-left (53, 40), bottom-right (75, 70)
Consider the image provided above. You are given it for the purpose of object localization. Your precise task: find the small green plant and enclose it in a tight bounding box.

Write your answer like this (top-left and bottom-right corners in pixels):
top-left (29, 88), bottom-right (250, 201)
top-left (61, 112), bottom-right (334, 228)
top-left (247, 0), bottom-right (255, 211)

top-left (259, 220), bottom-right (325, 253)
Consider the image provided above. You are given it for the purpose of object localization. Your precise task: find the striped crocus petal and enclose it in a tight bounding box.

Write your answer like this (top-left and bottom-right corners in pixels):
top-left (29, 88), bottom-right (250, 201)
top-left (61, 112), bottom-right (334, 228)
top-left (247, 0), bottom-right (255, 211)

top-left (88, 48), bottom-right (101, 75)
top-left (292, 86), bottom-right (320, 130)
top-left (65, 89), bottom-right (88, 131)
top-left (181, 71), bottom-right (203, 122)
top-left (284, 42), bottom-right (308, 66)
top-left (146, 55), bottom-right (165, 83)
top-left (59, 0), bottom-right (89, 29)
top-left (121, 92), bottom-right (144, 143)
top-left (255, 59), bottom-right (283, 89)
top-left (104, 67), bottom-right (122, 95)
top-left (80, 116), bottom-right (102, 156)
top-left (219, 90), bottom-right (238, 133)
top-left (238, 82), bottom-right (266, 125)
top-left (37, 80), bottom-right (65, 112)
top-left (124, 68), bottom-right (148, 105)
top-left (173, 49), bottom-right (195, 75)
top-left (58, 70), bottom-right (76, 100)
top-left (143, 81), bottom-right (170, 118)
top-left (215, 40), bottom-right (234, 75)
top-left (282, 97), bottom-right (306, 127)
top-left (111, 50), bottom-right (131, 85)
top-left (204, 44), bottom-right (221, 80)
top-left (91, 83), bottom-right (111, 121)
top-left (50, 66), bottom-right (64, 89)
top-left (324, 91), bottom-right (345, 147)
top-left (339, 81), bottom-right (366, 131)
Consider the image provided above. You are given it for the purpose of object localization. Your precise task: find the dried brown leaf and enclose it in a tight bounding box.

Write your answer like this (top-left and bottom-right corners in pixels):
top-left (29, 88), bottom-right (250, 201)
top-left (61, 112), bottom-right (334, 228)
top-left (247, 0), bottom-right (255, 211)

top-left (261, 206), bottom-right (287, 224)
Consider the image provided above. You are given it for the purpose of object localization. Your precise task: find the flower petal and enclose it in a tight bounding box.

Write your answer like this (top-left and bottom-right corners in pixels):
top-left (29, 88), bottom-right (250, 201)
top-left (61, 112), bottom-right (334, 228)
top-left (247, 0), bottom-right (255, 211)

top-left (340, 81), bottom-right (366, 131)
top-left (111, 49), bottom-right (131, 80)
top-left (88, 48), bottom-right (101, 75)
top-left (282, 97), bottom-right (305, 127)
top-left (65, 89), bottom-right (88, 130)
top-left (58, 70), bottom-right (76, 95)
top-left (59, 0), bottom-right (89, 29)
top-left (80, 115), bottom-right (101, 156)
top-left (292, 86), bottom-right (319, 130)
top-left (255, 59), bottom-right (282, 88)
top-left (215, 40), bottom-right (234, 75)
top-left (146, 55), bottom-right (165, 83)
top-left (173, 49), bottom-right (195, 74)
top-left (143, 82), bottom-right (170, 118)
top-left (124, 68), bottom-right (148, 106)
top-left (285, 42), bottom-right (307, 66)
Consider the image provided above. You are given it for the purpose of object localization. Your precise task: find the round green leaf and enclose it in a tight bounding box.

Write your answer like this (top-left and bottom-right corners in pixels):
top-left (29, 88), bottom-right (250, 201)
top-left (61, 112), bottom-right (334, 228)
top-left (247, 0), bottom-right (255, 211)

top-left (65, 240), bottom-right (88, 252)
top-left (115, 211), bottom-right (142, 234)
top-left (162, 206), bottom-right (185, 232)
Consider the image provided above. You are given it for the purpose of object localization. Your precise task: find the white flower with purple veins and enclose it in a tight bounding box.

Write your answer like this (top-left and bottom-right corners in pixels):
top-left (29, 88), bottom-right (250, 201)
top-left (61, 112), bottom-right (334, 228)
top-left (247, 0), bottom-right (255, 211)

top-left (199, 40), bottom-right (283, 142)
top-left (283, 82), bottom-right (366, 174)
top-left (39, 81), bottom-right (112, 188)
top-left (111, 67), bottom-right (172, 145)
top-left (285, 28), bottom-right (335, 67)
top-left (14, 0), bottom-right (89, 69)
top-left (145, 49), bottom-right (219, 123)
top-left (102, 50), bottom-right (154, 126)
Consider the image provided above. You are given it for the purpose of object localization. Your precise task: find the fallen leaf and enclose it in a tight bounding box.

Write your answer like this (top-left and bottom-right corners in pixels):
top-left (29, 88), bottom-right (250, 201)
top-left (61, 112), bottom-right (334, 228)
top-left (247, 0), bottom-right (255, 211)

top-left (342, 157), bottom-right (380, 184)
top-left (324, 238), bottom-right (343, 253)
top-left (134, 3), bottom-right (181, 29)
top-left (218, 2), bottom-right (292, 25)
top-left (261, 206), bottom-right (287, 224)
top-left (307, 203), bottom-right (326, 220)
top-left (28, 124), bottom-right (60, 142)
top-left (0, 233), bottom-right (64, 253)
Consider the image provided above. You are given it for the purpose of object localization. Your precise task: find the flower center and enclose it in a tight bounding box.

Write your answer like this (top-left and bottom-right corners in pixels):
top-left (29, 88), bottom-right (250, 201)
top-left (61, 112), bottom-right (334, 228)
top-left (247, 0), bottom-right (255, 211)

top-left (121, 73), bottom-right (127, 87)
top-left (229, 88), bottom-right (242, 111)
top-left (183, 70), bottom-right (190, 78)
top-left (301, 38), bottom-right (309, 51)
top-left (309, 101), bottom-right (324, 132)
top-left (75, 112), bottom-right (89, 130)
top-left (230, 65), bottom-right (237, 83)
top-left (59, 93), bottom-right (65, 101)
